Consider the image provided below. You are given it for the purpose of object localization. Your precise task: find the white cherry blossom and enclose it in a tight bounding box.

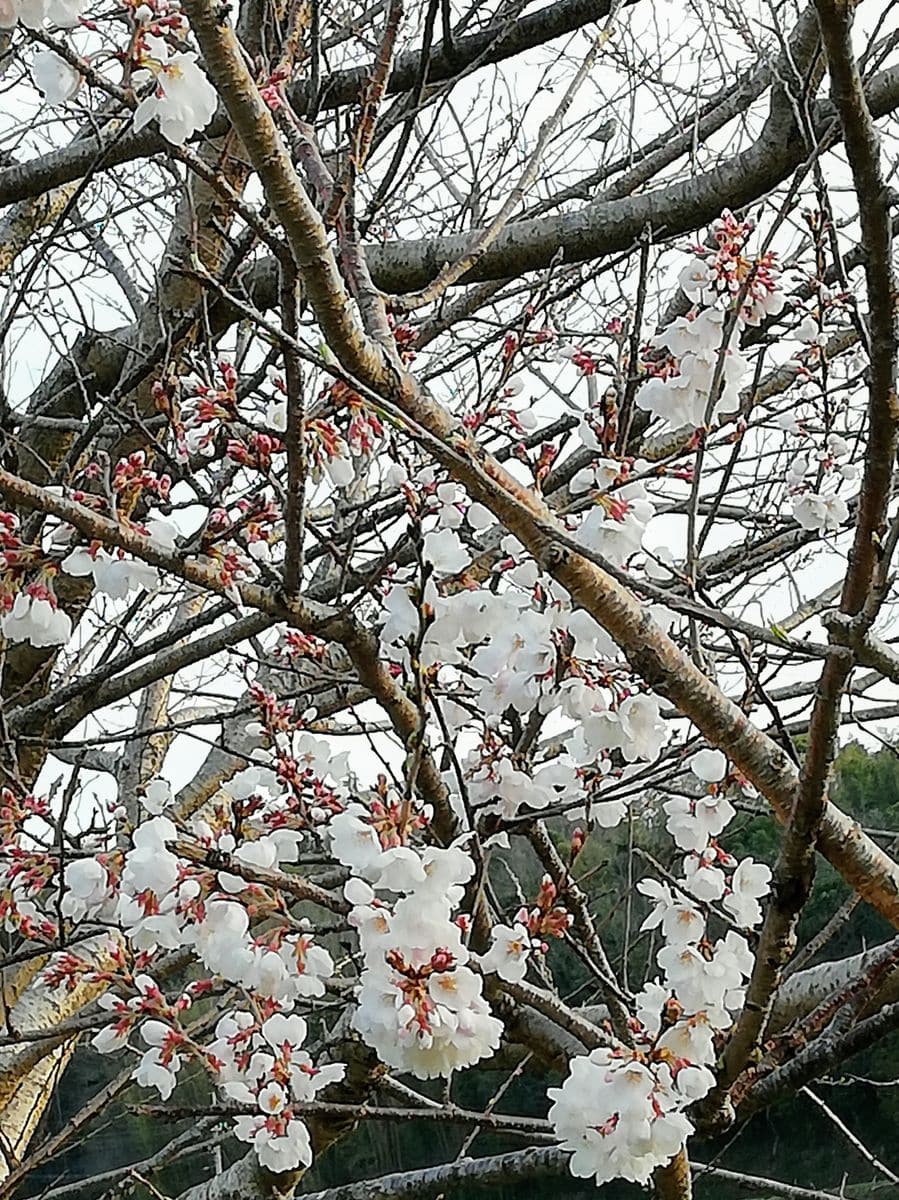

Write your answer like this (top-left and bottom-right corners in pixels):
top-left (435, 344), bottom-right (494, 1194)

top-left (577, 482), bottom-right (654, 566)
top-left (142, 777), bottom-right (172, 815)
top-left (2, 590), bottom-right (72, 647)
top-left (1, 0), bottom-right (85, 26)
top-left (637, 879), bottom-right (705, 945)
top-left (688, 749), bottom-right (727, 783)
top-left (792, 490), bottom-right (849, 532)
top-left (568, 694), bottom-right (666, 765)
top-left (60, 858), bottom-right (109, 922)
top-left (664, 792), bottom-right (736, 853)
top-left (133, 35), bottom-right (218, 147)
top-left (351, 891), bottom-right (501, 1079)
top-left (121, 816), bottom-right (179, 898)
top-left (681, 847), bottom-right (726, 902)
top-left (61, 546), bottom-right (159, 598)
top-left (380, 583), bottom-right (419, 645)
top-left (422, 527), bottom-right (470, 575)
top-left (480, 922), bottom-right (532, 982)
top-left (234, 1115), bottom-right (312, 1173)
top-left (133, 1047), bottom-right (180, 1100)
top-left (32, 49), bottom-right (80, 104)
top-left (722, 857), bottom-right (772, 927)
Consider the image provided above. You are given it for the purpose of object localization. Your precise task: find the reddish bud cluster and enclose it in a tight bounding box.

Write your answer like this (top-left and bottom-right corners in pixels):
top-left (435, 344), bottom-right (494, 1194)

top-left (515, 874), bottom-right (572, 950)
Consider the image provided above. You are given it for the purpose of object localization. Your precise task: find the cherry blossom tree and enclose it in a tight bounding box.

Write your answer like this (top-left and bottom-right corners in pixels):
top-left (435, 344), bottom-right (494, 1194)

top-left (3, 1), bottom-right (899, 1198)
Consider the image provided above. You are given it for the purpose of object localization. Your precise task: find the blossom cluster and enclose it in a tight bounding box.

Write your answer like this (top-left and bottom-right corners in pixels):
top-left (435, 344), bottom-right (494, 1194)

top-left (2, 661), bottom-right (767, 1189)
top-left (94, 976), bottom-right (343, 1171)
top-left (376, 481), bottom-right (671, 834)
top-left (349, 879), bottom-right (503, 1079)
top-left (547, 748), bottom-right (771, 1184)
top-left (214, 1010), bottom-right (345, 1171)
top-left (323, 780), bottom-right (501, 1078)
top-left (788, 430), bottom-right (853, 533)
top-left (636, 211), bottom-right (785, 431)
top-left (0, 484), bottom-right (176, 648)
top-left (0, 735), bottom-right (342, 1175)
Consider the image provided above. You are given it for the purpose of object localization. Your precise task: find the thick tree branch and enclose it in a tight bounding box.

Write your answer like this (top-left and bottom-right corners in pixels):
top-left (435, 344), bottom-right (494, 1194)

top-left (0, 0), bottom-right (632, 208)
top-left (708, 0), bottom-right (899, 1110)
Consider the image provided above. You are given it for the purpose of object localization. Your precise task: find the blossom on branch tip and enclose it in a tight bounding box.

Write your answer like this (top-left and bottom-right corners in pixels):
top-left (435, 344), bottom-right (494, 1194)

top-left (637, 878), bottom-right (705, 945)
top-left (132, 35), bottom-right (217, 146)
top-left (792, 490), bottom-right (849, 532)
top-left (61, 545), bottom-right (160, 598)
top-left (479, 921), bottom-right (532, 983)
top-left (548, 1050), bottom-right (696, 1185)
top-left (2, 588), bottom-right (72, 647)
top-left (722, 857), bottom-right (772, 927)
